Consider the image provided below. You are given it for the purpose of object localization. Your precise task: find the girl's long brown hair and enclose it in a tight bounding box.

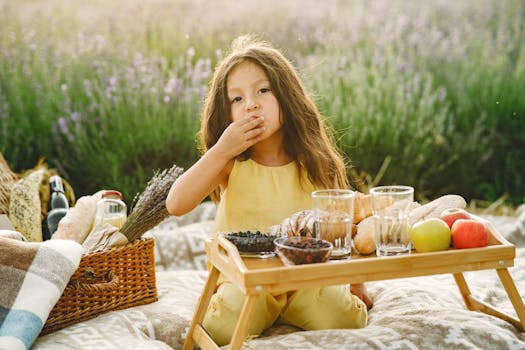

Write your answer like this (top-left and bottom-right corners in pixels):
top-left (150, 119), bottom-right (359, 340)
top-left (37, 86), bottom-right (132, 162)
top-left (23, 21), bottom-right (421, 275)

top-left (200, 35), bottom-right (349, 201)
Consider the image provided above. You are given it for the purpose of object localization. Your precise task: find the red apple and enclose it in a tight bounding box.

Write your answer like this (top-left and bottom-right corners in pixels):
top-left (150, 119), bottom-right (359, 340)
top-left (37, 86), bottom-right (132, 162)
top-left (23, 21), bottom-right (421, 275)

top-left (440, 208), bottom-right (471, 229)
top-left (451, 219), bottom-right (489, 249)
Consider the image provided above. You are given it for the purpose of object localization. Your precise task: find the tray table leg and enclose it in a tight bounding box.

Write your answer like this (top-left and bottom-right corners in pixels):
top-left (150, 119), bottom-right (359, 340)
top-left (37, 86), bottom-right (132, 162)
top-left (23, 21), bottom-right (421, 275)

top-left (183, 266), bottom-right (221, 350)
top-left (453, 272), bottom-right (475, 310)
top-left (453, 271), bottom-right (525, 332)
top-left (229, 295), bottom-right (258, 350)
top-left (496, 268), bottom-right (525, 331)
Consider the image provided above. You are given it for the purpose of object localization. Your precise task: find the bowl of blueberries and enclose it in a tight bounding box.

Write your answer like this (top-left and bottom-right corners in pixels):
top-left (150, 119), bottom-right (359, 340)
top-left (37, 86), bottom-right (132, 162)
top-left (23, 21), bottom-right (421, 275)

top-left (223, 230), bottom-right (277, 258)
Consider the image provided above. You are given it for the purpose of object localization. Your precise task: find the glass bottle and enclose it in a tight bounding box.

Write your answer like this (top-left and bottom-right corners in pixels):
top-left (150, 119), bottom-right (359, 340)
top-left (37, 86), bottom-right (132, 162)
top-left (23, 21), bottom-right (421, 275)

top-left (94, 190), bottom-right (127, 229)
top-left (46, 175), bottom-right (70, 238)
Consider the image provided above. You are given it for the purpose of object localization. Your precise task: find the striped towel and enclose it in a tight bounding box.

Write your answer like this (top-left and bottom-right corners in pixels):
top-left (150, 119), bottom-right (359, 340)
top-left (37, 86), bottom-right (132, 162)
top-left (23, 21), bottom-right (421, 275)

top-left (0, 231), bottom-right (82, 350)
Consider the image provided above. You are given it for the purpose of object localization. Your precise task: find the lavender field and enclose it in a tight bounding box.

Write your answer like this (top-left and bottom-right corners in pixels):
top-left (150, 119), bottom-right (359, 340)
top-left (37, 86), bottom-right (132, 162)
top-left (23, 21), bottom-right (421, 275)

top-left (1, 0), bottom-right (524, 206)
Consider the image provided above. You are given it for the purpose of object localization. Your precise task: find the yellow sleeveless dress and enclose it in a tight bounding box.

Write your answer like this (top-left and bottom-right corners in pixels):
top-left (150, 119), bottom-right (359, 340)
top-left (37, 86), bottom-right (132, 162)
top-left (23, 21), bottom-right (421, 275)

top-left (215, 158), bottom-right (315, 233)
top-left (204, 159), bottom-right (367, 346)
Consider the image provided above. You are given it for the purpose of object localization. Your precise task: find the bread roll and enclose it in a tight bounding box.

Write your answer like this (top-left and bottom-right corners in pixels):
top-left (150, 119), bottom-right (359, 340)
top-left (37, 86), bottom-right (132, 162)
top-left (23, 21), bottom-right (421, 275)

top-left (353, 192), bottom-right (372, 224)
top-left (353, 215), bottom-right (376, 255)
top-left (353, 192), bottom-right (394, 224)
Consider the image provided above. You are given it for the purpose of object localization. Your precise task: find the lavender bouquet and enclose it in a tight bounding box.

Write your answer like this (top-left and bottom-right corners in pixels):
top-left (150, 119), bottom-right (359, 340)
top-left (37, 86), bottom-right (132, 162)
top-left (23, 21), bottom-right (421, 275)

top-left (121, 164), bottom-right (184, 242)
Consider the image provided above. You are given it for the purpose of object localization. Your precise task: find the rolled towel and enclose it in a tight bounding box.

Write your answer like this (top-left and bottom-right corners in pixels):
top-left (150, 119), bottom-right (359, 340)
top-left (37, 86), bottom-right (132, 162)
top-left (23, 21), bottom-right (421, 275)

top-left (52, 191), bottom-right (104, 244)
top-left (409, 194), bottom-right (466, 225)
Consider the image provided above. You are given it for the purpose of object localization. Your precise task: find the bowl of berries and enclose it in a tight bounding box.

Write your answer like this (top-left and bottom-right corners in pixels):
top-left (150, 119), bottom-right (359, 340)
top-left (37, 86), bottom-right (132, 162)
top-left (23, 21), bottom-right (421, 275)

top-left (274, 236), bottom-right (333, 265)
top-left (223, 231), bottom-right (277, 258)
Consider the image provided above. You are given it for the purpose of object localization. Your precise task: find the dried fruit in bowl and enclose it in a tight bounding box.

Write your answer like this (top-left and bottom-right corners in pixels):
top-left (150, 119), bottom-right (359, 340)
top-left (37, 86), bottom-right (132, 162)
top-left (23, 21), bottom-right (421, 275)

top-left (274, 236), bottom-right (332, 265)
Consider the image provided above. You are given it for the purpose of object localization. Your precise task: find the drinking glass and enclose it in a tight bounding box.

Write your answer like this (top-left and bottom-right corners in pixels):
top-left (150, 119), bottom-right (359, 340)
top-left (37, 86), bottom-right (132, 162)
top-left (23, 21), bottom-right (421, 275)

top-left (370, 185), bottom-right (414, 257)
top-left (312, 189), bottom-right (355, 259)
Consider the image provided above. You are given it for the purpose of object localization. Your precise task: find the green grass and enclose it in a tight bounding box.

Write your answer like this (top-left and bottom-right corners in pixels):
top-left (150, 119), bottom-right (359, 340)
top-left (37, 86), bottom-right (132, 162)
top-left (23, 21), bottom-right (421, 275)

top-left (1, 0), bottom-right (524, 206)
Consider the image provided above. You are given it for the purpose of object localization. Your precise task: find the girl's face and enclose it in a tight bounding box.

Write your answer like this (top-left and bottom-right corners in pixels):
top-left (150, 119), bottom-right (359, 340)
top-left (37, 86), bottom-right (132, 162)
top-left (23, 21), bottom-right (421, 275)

top-left (226, 61), bottom-right (282, 140)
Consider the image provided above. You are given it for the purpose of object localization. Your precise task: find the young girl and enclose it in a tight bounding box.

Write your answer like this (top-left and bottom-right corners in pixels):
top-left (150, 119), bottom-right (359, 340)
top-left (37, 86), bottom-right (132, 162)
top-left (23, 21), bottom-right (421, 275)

top-left (166, 35), bottom-right (371, 346)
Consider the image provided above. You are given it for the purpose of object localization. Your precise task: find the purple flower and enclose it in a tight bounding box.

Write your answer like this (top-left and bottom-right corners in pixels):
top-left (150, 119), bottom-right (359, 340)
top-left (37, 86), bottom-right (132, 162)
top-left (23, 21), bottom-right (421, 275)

top-left (57, 117), bottom-right (68, 134)
top-left (70, 112), bottom-right (81, 121)
top-left (83, 79), bottom-right (93, 98)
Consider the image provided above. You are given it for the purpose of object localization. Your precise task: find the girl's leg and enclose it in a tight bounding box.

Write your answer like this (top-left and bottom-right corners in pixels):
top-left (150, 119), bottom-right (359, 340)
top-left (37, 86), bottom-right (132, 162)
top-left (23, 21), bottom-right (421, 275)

top-left (280, 285), bottom-right (367, 330)
top-left (202, 281), bottom-right (287, 346)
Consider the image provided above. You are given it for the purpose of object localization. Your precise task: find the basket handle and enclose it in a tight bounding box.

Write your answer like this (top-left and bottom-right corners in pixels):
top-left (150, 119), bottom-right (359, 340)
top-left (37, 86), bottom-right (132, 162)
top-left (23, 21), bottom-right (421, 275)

top-left (67, 269), bottom-right (120, 292)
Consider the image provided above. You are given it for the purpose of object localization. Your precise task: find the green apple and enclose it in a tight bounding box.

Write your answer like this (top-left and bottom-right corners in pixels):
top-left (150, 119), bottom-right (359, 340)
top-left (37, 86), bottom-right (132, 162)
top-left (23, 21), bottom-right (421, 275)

top-left (410, 218), bottom-right (451, 253)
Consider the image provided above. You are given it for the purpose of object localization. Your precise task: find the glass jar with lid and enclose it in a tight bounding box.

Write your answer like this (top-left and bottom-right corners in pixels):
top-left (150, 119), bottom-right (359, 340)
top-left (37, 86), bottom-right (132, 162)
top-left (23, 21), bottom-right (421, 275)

top-left (94, 190), bottom-right (127, 229)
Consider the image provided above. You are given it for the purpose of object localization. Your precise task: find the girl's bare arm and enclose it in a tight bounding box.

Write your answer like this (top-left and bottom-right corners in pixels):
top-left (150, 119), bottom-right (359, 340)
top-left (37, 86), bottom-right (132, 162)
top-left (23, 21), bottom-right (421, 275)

top-left (166, 115), bottom-right (265, 216)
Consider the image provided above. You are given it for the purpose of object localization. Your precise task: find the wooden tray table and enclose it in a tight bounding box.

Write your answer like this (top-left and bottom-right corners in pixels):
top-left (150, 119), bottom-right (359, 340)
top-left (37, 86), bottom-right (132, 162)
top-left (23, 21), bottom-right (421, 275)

top-left (183, 218), bottom-right (525, 350)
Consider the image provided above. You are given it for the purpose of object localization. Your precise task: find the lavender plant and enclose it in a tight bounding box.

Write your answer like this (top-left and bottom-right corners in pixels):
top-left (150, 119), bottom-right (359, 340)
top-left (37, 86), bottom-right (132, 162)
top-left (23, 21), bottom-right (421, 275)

top-left (49, 48), bottom-right (209, 201)
top-left (1, 0), bottom-right (524, 205)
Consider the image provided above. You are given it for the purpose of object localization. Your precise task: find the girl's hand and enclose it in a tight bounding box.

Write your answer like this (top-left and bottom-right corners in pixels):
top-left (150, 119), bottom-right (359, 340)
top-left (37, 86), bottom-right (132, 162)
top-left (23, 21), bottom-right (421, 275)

top-left (213, 115), bottom-right (266, 159)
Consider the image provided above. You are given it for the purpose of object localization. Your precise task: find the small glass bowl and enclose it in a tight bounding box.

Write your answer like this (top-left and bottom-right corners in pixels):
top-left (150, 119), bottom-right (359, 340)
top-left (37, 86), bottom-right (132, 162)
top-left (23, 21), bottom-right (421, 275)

top-left (274, 236), bottom-right (333, 265)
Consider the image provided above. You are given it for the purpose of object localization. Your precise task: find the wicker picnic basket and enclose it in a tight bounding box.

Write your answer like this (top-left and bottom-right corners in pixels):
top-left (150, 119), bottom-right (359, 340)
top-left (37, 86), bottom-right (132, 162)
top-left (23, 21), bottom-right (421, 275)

top-left (41, 238), bottom-right (157, 335)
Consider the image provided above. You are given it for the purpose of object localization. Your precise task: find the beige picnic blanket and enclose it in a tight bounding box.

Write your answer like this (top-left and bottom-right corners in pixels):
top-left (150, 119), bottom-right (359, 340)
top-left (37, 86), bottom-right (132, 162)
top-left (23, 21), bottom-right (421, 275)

top-left (34, 206), bottom-right (525, 350)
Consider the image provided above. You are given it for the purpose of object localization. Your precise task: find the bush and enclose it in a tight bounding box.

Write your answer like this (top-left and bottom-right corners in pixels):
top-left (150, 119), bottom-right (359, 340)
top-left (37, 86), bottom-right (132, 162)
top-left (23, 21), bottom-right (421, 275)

top-left (310, 49), bottom-right (491, 201)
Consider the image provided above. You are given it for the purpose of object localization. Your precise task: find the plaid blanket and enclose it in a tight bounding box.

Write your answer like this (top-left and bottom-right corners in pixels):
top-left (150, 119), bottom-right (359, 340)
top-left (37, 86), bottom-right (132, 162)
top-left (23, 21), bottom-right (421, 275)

top-left (0, 231), bottom-right (82, 350)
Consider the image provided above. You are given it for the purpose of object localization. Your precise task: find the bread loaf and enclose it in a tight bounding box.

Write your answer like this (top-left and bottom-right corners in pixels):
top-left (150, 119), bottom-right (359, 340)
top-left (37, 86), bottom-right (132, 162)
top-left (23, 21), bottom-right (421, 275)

top-left (8, 169), bottom-right (45, 242)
